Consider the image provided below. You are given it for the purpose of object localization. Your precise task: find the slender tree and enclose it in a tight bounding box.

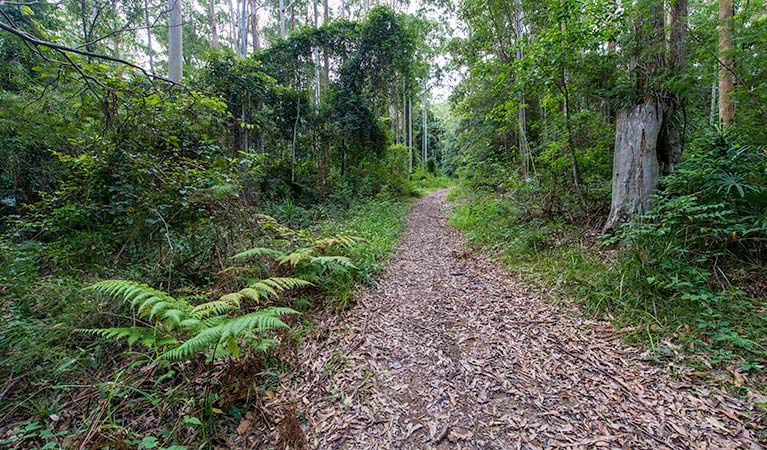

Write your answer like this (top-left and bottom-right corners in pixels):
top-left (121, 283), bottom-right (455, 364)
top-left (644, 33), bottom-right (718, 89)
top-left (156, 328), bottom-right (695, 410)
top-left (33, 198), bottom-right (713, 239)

top-left (145, 0), bottom-right (156, 71)
top-left (210, 0), bottom-right (219, 49)
top-left (168, 0), bottom-right (183, 82)
top-left (719, 0), bottom-right (734, 128)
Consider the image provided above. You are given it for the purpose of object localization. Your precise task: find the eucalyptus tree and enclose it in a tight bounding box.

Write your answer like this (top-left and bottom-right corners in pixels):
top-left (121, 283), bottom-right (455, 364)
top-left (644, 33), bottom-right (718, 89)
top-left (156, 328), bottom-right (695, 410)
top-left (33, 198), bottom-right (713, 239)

top-left (603, 0), bottom-right (688, 231)
top-left (168, 0), bottom-right (183, 81)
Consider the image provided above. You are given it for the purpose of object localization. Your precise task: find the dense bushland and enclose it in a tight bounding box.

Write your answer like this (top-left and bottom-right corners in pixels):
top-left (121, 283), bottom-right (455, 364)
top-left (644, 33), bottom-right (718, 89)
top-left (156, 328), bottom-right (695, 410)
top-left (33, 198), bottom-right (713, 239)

top-left (446, 0), bottom-right (767, 383)
top-left (0, 2), bottom-right (444, 447)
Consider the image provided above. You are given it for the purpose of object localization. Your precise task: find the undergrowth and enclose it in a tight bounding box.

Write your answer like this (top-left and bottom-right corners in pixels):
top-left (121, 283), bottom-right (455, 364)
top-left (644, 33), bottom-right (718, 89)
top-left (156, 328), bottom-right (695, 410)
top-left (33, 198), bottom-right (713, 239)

top-left (449, 132), bottom-right (767, 388)
top-left (0, 191), bottom-right (412, 449)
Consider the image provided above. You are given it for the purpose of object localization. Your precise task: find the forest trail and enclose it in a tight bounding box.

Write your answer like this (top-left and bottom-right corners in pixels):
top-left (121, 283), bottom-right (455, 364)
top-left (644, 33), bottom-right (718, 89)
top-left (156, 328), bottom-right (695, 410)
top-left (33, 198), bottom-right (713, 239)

top-left (250, 190), bottom-right (762, 449)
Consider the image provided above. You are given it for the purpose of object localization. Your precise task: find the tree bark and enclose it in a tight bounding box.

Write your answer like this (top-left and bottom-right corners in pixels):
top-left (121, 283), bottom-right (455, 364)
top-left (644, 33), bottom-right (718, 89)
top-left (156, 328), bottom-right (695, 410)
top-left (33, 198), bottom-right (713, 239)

top-left (408, 96), bottom-right (413, 172)
top-left (603, 102), bottom-right (664, 231)
top-left (209, 0), bottom-right (219, 49)
top-left (239, 0), bottom-right (247, 57)
top-left (718, 0), bottom-right (734, 128)
top-left (144, 0), bottom-right (156, 71)
top-left (279, 0), bottom-right (286, 38)
top-left (604, 1), bottom-right (673, 231)
top-left (250, 0), bottom-right (260, 50)
top-left (168, 0), bottom-right (183, 82)
top-left (322, 0), bottom-right (329, 90)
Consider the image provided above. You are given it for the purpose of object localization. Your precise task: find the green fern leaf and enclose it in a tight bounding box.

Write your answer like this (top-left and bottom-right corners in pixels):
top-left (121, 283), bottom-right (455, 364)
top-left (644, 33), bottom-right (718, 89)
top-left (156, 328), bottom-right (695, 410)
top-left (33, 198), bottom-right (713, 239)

top-left (278, 249), bottom-right (313, 266)
top-left (232, 247), bottom-right (286, 260)
top-left (160, 307), bottom-right (297, 361)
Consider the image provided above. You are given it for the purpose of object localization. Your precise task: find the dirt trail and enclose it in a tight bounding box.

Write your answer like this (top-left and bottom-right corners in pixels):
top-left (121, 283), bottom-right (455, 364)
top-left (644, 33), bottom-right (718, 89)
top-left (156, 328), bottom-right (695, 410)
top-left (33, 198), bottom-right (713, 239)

top-left (248, 190), bottom-right (763, 449)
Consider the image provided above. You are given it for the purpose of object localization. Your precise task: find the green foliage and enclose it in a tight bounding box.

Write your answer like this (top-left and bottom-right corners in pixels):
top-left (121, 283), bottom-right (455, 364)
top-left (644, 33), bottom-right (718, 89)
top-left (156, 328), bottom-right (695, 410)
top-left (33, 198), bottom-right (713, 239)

top-left (613, 131), bottom-right (767, 362)
top-left (81, 279), bottom-right (300, 361)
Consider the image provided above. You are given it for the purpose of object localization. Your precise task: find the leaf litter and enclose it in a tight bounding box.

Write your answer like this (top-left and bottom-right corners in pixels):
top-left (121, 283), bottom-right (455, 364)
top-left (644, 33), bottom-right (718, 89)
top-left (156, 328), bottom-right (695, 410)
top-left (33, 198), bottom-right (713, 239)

top-left (232, 190), bottom-right (765, 449)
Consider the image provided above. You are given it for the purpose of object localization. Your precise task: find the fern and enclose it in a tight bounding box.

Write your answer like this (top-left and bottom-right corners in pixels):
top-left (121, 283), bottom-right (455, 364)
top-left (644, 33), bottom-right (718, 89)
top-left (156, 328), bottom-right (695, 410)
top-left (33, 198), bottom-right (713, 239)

top-left (160, 307), bottom-right (295, 361)
top-left (309, 256), bottom-right (357, 269)
top-left (82, 279), bottom-right (302, 362)
top-left (78, 327), bottom-right (179, 347)
top-left (311, 235), bottom-right (367, 250)
top-left (231, 247), bottom-right (286, 260)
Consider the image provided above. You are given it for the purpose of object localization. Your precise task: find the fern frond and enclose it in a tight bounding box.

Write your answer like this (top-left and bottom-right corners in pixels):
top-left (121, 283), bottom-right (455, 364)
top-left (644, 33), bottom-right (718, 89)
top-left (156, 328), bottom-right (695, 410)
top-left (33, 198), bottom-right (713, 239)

top-left (160, 307), bottom-right (298, 361)
top-left (231, 247), bottom-right (286, 260)
top-left (254, 214), bottom-right (301, 238)
top-left (278, 248), bottom-right (313, 266)
top-left (312, 235), bottom-right (366, 250)
top-left (309, 256), bottom-right (357, 269)
top-left (192, 295), bottom-right (241, 317)
top-left (87, 280), bottom-right (183, 315)
top-left (77, 327), bottom-right (178, 347)
top-left (257, 277), bottom-right (314, 292)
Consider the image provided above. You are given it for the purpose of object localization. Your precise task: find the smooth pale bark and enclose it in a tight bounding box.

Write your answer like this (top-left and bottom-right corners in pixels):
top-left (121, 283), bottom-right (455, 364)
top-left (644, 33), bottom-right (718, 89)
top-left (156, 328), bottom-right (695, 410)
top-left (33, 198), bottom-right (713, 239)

top-left (168, 0), bottom-right (183, 82)
top-left (515, 0), bottom-right (530, 177)
top-left (228, 0), bottom-right (236, 48)
top-left (279, 0), bottom-right (286, 38)
top-left (290, 2), bottom-right (294, 33)
top-left (604, 102), bottom-right (664, 231)
top-left (250, 0), bottom-right (260, 50)
top-left (710, 73), bottom-right (717, 125)
top-left (209, 0), bottom-right (219, 49)
top-left (341, 0), bottom-right (346, 19)
top-left (144, 0), bottom-right (156, 71)
top-left (408, 96), bottom-right (413, 172)
top-left (313, 0), bottom-right (320, 104)
top-left (718, 0), bottom-right (734, 128)
top-left (239, 0), bottom-right (247, 57)
top-left (322, 0), bottom-right (329, 90)
top-left (422, 90), bottom-right (427, 167)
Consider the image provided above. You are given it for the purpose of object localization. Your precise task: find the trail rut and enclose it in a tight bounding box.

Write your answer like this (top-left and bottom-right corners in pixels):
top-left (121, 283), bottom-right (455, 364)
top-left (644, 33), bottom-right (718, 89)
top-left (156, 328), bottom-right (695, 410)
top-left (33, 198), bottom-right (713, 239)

top-left (242, 189), bottom-right (763, 449)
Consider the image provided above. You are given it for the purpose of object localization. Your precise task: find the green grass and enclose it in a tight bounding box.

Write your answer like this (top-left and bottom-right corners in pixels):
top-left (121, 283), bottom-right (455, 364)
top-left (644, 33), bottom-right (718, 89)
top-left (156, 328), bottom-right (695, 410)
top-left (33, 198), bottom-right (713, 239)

top-left (448, 185), bottom-right (616, 314)
top-left (313, 191), bottom-right (414, 309)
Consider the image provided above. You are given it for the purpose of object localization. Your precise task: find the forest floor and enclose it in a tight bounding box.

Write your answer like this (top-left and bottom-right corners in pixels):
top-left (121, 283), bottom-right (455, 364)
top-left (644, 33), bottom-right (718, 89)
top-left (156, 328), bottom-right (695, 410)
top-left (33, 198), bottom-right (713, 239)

top-left (241, 190), bottom-right (764, 449)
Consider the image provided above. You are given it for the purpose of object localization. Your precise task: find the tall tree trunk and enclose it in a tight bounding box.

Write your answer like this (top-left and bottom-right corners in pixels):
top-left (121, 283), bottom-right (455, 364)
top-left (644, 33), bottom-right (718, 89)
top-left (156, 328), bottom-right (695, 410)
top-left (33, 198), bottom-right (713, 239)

top-left (408, 96), bottom-right (413, 172)
top-left (515, 0), bottom-right (530, 177)
top-left (604, 1), bottom-right (667, 232)
top-left (290, 2), bottom-right (295, 33)
top-left (313, 0), bottom-right (321, 104)
top-left (209, 0), bottom-right (219, 49)
top-left (322, 0), bottom-right (329, 90)
top-left (168, 0), bottom-right (183, 82)
top-left (228, 0), bottom-right (236, 48)
top-left (665, 0), bottom-right (687, 167)
top-left (341, 0), bottom-right (346, 19)
top-left (80, 0), bottom-right (93, 62)
top-left (250, 0), bottom-right (260, 50)
top-left (144, 0), bottom-right (156, 71)
top-left (239, 0), bottom-right (247, 57)
top-left (718, 0), bottom-right (734, 128)
top-left (279, 0), bottom-right (285, 38)
top-left (422, 90), bottom-right (427, 167)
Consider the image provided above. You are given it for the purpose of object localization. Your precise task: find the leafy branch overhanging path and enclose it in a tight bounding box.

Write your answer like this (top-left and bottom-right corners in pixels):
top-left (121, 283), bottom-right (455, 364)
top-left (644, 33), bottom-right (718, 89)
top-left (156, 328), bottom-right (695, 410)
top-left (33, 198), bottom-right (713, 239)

top-left (242, 190), bottom-right (762, 449)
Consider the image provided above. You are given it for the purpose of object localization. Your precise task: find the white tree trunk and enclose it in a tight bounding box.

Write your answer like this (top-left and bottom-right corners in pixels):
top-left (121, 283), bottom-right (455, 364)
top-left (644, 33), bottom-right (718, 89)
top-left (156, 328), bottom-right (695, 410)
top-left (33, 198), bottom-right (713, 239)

top-left (422, 90), bottom-right (427, 167)
top-left (408, 96), bottom-right (413, 172)
top-left (603, 102), bottom-right (664, 232)
top-left (209, 0), bottom-right (219, 49)
top-left (239, 0), bottom-right (248, 57)
top-left (168, 0), bottom-right (183, 82)
top-left (144, 0), bottom-right (155, 72)
top-left (279, 0), bottom-right (286, 38)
